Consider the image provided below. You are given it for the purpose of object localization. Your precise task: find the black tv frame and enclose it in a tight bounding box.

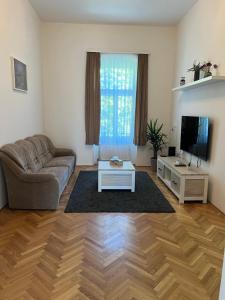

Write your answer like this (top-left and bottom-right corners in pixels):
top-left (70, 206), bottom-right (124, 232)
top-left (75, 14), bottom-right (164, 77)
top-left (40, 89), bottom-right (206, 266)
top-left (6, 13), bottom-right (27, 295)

top-left (180, 116), bottom-right (210, 161)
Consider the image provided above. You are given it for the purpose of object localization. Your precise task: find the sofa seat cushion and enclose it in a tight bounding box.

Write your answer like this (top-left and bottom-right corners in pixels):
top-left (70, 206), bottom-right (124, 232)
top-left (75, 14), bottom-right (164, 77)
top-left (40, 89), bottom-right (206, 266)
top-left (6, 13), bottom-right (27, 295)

top-left (45, 156), bottom-right (75, 175)
top-left (37, 166), bottom-right (69, 194)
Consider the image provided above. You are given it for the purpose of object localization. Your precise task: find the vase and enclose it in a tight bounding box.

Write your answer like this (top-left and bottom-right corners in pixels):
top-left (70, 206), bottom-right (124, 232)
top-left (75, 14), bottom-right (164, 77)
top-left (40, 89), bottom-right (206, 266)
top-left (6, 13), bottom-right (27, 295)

top-left (151, 158), bottom-right (157, 172)
top-left (200, 70), bottom-right (205, 79)
top-left (204, 71), bottom-right (212, 78)
top-left (194, 70), bottom-right (200, 81)
top-left (211, 68), bottom-right (218, 76)
top-left (180, 77), bottom-right (185, 86)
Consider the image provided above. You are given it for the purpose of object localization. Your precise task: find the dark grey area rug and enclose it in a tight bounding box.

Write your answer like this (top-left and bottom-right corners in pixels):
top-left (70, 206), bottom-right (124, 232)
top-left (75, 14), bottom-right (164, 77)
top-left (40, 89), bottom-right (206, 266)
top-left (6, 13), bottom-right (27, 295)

top-left (65, 171), bottom-right (175, 213)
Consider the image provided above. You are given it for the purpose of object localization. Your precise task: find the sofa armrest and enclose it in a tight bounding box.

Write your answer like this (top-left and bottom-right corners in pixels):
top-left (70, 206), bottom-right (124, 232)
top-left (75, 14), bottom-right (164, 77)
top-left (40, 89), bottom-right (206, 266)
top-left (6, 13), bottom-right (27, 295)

top-left (1, 153), bottom-right (57, 184)
top-left (4, 170), bottom-right (59, 210)
top-left (0, 152), bottom-right (60, 210)
top-left (54, 148), bottom-right (75, 157)
top-left (20, 172), bottom-right (58, 184)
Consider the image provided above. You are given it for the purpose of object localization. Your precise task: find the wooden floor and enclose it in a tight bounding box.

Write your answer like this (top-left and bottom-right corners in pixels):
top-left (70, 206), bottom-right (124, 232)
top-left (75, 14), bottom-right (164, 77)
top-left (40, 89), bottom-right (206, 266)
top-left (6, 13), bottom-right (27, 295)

top-left (0, 166), bottom-right (225, 300)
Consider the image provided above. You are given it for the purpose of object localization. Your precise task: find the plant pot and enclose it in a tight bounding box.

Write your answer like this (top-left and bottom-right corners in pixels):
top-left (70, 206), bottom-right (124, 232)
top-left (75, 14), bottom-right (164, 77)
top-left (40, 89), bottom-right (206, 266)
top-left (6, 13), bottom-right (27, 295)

top-left (204, 71), bottom-right (212, 78)
top-left (151, 158), bottom-right (157, 172)
top-left (200, 70), bottom-right (205, 79)
top-left (212, 68), bottom-right (218, 76)
top-left (194, 70), bottom-right (200, 81)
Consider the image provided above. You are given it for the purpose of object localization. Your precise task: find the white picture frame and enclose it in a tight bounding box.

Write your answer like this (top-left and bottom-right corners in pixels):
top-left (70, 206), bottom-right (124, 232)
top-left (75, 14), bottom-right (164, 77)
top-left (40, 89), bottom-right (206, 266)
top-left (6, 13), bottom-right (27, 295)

top-left (11, 57), bottom-right (28, 92)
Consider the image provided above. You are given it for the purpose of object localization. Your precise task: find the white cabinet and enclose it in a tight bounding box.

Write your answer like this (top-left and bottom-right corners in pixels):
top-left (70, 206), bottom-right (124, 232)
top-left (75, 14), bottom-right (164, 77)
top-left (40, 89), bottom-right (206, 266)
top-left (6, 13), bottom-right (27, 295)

top-left (157, 156), bottom-right (208, 204)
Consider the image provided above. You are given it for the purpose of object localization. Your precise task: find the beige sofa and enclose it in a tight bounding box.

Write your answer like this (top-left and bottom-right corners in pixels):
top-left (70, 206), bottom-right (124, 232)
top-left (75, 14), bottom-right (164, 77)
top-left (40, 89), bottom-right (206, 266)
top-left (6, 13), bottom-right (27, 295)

top-left (0, 135), bottom-right (76, 210)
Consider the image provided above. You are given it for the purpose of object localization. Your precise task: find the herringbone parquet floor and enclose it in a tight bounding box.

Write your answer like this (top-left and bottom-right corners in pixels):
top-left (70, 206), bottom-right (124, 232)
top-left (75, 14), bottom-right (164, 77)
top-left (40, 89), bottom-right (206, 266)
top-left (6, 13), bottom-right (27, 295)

top-left (0, 166), bottom-right (225, 300)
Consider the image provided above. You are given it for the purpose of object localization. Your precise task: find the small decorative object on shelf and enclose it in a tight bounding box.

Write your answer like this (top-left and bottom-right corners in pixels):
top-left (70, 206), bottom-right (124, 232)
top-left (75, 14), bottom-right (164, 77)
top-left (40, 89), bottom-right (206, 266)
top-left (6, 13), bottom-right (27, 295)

top-left (180, 77), bottom-right (186, 86)
top-left (212, 63), bottom-right (219, 76)
top-left (188, 61), bottom-right (202, 81)
top-left (201, 61), bottom-right (218, 78)
top-left (187, 60), bottom-right (219, 82)
top-left (110, 156), bottom-right (123, 167)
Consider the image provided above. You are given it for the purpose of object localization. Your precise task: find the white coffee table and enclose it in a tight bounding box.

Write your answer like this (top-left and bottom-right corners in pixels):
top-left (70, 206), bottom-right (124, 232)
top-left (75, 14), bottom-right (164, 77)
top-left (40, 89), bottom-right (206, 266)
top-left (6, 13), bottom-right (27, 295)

top-left (98, 161), bottom-right (135, 192)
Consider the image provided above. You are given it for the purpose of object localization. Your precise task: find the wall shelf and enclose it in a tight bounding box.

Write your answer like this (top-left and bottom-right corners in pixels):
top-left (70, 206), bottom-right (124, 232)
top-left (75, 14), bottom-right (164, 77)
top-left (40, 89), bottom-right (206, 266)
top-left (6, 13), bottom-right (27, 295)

top-left (172, 76), bottom-right (225, 92)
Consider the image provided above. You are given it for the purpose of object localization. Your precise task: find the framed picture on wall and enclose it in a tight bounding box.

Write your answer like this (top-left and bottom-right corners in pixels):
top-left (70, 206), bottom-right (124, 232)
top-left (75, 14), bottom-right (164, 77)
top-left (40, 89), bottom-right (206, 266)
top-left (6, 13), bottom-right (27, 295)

top-left (11, 57), bottom-right (28, 92)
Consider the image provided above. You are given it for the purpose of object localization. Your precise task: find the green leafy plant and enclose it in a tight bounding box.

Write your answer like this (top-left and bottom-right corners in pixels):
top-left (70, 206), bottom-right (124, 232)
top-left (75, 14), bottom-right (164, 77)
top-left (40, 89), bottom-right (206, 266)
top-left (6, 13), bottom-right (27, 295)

top-left (187, 62), bottom-right (202, 72)
top-left (146, 119), bottom-right (167, 159)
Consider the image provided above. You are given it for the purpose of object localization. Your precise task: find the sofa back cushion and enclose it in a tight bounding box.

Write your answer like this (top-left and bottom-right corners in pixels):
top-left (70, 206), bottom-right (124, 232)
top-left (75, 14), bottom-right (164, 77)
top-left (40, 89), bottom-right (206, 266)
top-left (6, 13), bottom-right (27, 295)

top-left (27, 136), bottom-right (53, 167)
top-left (16, 140), bottom-right (42, 172)
top-left (34, 135), bottom-right (56, 156)
top-left (0, 135), bottom-right (56, 172)
top-left (0, 143), bottom-right (31, 172)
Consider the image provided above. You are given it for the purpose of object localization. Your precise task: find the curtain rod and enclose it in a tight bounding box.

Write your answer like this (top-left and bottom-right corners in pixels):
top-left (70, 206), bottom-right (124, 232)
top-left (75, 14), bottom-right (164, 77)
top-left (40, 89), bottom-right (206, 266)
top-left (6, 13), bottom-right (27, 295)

top-left (86, 50), bottom-right (150, 55)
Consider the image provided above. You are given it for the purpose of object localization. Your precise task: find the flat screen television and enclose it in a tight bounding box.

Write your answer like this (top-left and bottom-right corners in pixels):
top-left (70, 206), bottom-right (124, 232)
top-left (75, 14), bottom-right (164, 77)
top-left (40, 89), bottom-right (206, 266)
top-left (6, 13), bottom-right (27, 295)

top-left (180, 116), bottom-right (210, 161)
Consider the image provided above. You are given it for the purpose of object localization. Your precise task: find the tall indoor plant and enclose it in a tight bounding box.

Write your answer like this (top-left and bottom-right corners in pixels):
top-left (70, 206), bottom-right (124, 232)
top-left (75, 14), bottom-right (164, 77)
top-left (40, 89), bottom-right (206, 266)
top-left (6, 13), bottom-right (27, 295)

top-left (146, 119), bottom-right (167, 171)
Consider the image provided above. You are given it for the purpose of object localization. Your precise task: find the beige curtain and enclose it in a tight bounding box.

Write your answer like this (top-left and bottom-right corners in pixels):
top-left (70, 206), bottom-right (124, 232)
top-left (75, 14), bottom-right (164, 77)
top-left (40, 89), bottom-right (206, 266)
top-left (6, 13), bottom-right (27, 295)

top-left (134, 54), bottom-right (148, 146)
top-left (85, 52), bottom-right (101, 145)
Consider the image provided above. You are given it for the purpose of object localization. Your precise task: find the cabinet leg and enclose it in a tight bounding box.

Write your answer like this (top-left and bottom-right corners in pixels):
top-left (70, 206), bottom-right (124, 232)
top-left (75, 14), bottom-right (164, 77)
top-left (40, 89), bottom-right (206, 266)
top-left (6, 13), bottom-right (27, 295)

top-left (179, 197), bottom-right (184, 204)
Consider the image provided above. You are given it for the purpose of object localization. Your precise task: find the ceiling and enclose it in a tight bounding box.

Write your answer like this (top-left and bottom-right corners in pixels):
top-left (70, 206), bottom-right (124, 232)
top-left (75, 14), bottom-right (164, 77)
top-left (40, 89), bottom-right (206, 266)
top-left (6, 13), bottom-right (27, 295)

top-left (29, 0), bottom-right (197, 26)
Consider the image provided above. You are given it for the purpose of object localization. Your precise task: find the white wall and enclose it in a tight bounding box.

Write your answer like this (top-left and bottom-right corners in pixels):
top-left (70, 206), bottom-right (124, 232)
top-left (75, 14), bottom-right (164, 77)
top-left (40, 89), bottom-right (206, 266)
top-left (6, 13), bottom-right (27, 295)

top-left (173, 0), bottom-right (225, 212)
top-left (41, 23), bottom-right (176, 165)
top-left (0, 0), bottom-right (43, 208)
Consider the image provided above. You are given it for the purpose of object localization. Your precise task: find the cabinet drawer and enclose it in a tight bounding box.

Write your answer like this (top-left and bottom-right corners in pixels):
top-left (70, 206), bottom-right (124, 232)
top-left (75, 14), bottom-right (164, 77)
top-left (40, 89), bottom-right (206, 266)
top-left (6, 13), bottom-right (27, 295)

top-left (171, 173), bottom-right (180, 193)
top-left (157, 161), bottom-right (165, 178)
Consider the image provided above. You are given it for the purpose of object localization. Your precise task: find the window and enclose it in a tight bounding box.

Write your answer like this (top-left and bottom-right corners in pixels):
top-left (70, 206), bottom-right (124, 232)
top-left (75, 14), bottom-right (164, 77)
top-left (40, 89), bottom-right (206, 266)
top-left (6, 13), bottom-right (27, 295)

top-left (100, 54), bottom-right (138, 145)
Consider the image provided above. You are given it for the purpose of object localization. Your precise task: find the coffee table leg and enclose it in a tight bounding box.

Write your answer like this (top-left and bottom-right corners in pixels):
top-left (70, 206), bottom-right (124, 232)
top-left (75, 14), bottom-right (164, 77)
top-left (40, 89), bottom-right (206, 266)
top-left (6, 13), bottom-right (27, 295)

top-left (131, 171), bottom-right (135, 192)
top-left (98, 172), bottom-right (102, 192)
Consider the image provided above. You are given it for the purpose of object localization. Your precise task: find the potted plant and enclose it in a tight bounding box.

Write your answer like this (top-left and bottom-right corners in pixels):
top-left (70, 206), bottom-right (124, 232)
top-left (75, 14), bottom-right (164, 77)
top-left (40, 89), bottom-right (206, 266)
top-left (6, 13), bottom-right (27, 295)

top-left (146, 119), bottom-right (167, 172)
top-left (188, 62), bottom-right (202, 81)
top-left (201, 61), bottom-right (218, 77)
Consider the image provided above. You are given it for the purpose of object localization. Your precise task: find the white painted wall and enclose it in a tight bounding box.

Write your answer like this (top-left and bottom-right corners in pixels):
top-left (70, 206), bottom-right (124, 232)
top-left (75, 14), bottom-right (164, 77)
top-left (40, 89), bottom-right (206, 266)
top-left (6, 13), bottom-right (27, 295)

top-left (41, 23), bottom-right (177, 165)
top-left (172, 0), bottom-right (225, 212)
top-left (0, 0), bottom-right (43, 208)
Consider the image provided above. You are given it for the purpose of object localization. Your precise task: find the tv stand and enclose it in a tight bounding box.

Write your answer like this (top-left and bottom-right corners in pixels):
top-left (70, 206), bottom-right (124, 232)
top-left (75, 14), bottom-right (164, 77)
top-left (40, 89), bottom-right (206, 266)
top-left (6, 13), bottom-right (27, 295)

top-left (157, 156), bottom-right (208, 204)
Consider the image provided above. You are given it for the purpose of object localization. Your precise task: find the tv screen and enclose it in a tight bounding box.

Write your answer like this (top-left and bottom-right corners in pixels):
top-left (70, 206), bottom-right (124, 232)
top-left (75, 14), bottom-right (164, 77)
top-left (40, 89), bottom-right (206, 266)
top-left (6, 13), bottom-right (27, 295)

top-left (180, 116), bottom-right (210, 161)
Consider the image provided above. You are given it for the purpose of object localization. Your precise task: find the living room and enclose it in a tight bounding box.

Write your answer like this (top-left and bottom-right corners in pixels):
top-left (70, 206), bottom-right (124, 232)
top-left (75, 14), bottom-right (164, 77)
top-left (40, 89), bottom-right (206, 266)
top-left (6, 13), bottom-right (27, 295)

top-left (1, 0), bottom-right (225, 299)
